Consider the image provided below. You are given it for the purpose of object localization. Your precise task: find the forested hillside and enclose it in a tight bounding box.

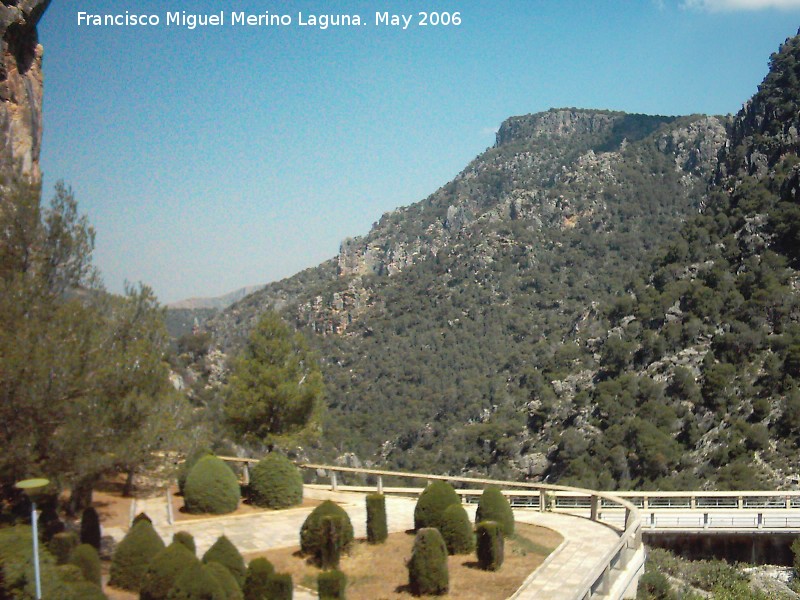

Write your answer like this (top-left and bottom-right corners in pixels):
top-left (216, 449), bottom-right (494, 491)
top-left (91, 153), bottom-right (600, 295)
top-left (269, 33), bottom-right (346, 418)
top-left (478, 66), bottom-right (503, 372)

top-left (194, 31), bottom-right (800, 491)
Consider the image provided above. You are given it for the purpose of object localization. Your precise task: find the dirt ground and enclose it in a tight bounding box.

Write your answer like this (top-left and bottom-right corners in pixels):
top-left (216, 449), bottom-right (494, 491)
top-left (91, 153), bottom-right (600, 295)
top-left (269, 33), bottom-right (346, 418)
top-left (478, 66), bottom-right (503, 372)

top-left (249, 522), bottom-right (563, 599)
top-left (170, 486), bottom-right (323, 521)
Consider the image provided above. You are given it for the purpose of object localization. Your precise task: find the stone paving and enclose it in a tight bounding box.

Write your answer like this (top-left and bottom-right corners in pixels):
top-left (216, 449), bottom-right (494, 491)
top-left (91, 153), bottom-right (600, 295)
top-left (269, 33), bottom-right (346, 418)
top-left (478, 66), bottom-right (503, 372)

top-left (121, 487), bottom-right (632, 599)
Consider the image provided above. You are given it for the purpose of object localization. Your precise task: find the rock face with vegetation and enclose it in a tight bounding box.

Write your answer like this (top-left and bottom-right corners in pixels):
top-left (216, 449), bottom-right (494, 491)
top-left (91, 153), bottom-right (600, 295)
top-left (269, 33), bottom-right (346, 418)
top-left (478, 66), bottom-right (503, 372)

top-left (190, 31), bottom-right (800, 491)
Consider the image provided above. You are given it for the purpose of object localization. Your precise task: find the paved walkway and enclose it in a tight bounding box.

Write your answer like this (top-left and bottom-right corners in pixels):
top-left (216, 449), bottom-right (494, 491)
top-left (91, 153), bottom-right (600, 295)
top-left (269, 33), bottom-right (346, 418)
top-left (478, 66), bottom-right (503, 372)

top-left (121, 487), bottom-right (627, 599)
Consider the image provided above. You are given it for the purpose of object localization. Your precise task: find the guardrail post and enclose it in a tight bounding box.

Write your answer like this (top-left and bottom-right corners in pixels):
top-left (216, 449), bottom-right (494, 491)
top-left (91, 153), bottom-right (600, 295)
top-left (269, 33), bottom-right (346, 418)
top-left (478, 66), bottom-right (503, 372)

top-left (330, 471), bottom-right (338, 492)
top-left (738, 496), bottom-right (743, 510)
top-left (601, 564), bottom-right (611, 595)
top-left (591, 495), bottom-right (600, 522)
top-left (703, 512), bottom-right (709, 529)
top-left (690, 495), bottom-right (696, 510)
top-left (758, 512), bottom-right (763, 529)
top-left (539, 489), bottom-right (546, 512)
top-left (242, 463), bottom-right (250, 486)
top-left (787, 496), bottom-right (792, 510)
top-left (377, 475), bottom-right (383, 494)
top-left (642, 496), bottom-right (649, 510)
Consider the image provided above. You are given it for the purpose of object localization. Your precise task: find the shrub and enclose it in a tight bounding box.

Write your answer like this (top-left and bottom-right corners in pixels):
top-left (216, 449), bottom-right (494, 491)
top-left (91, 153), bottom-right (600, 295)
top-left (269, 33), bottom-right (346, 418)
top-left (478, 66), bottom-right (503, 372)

top-left (243, 557), bottom-right (274, 600)
top-left (266, 572), bottom-right (293, 599)
top-left (793, 536), bottom-right (800, 575)
top-left (475, 486), bottom-right (515, 537)
top-left (476, 521), bottom-right (504, 571)
top-left (173, 531), bottom-right (196, 554)
top-left (319, 515), bottom-right (346, 569)
top-left (109, 519), bottom-right (166, 591)
top-left (133, 512), bottom-right (153, 526)
top-left (39, 504), bottom-right (64, 542)
top-left (206, 560), bottom-right (244, 600)
top-left (202, 535), bottom-right (246, 587)
top-left (318, 569), bottom-right (347, 599)
top-left (637, 570), bottom-right (675, 599)
top-left (413, 481), bottom-right (460, 532)
top-left (366, 494), bottom-right (387, 544)
top-left (184, 455), bottom-right (240, 515)
top-left (49, 530), bottom-right (79, 565)
top-left (300, 501), bottom-right (354, 561)
top-left (440, 504), bottom-right (474, 555)
top-left (178, 448), bottom-right (213, 495)
top-left (80, 506), bottom-right (102, 550)
top-left (68, 543), bottom-right (101, 586)
top-left (408, 528), bottom-right (448, 596)
top-left (0, 525), bottom-right (69, 599)
top-left (167, 563), bottom-right (226, 600)
top-left (140, 542), bottom-right (199, 600)
top-left (62, 580), bottom-right (108, 600)
top-left (249, 453), bottom-right (303, 509)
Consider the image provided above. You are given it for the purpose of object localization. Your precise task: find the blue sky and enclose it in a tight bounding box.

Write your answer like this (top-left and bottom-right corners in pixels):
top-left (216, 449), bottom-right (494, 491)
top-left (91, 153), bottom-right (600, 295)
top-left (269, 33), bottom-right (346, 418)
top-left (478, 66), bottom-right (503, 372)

top-left (38, 1), bottom-right (800, 303)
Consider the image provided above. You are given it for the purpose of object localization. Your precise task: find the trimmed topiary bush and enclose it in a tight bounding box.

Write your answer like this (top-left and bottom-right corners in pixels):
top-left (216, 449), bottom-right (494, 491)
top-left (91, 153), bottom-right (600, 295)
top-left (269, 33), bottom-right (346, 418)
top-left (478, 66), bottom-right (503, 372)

top-left (408, 528), bottom-right (448, 596)
top-left (206, 561), bottom-right (244, 600)
top-left (203, 535), bottom-right (246, 587)
top-left (178, 448), bottom-right (213, 496)
top-left (366, 494), bottom-right (387, 544)
top-left (140, 542), bottom-right (199, 600)
top-left (243, 557), bottom-right (274, 600)
top-left (476, 521), bottom-right (504, 571)
top-left (80, 506), bottom-right (101, 550)
top-left (109, 519), bottom-right (166, 591)
top-left (319, 515), bottom-right (346, 569)
top-left (318, 569), bottom-right (346, 599)
top-left (266, 573), bottom-right (293, 600)
top-left (49, 531), bottom-right (79, 565)
top-left (39, 504), bottom-right (65, 542)
top-left (133, 512), bottom-right (153, 526)
top-left (249, 453), bottom-right (303, 509)
top-left (475, 486), bottom-right (515, 537)
top-left (184, 455), bottom-right (240, 515)
top-left (167, 563), bottom-right (226, 600)
top-left (439, 504), bottom-right (474, 555)
top-left (68, 543), bottom-right (101, 586)
top-left (173, 531), bottom-right (196, 554)
top-left (413, 481), bottom-right (460, 532)
top-left (62, 580), bottom-right (108, 600)
top-left (300, 501), bottom-right (354, 562)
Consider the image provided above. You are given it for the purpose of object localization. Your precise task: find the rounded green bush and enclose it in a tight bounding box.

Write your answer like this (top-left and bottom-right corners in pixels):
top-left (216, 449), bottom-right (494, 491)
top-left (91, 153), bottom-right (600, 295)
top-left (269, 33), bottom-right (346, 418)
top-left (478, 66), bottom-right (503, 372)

top-left (265, 573), bottom-right (293, 600)
top-left (476, 521), bottom-right (504, 571)
top-left (475, 486), bottom-right (515, 537)
top-left (167, 563), bottom-right (226, 600)
top-left (206, 561), bottom-right (244, 600)
top-left (80, 506), bottom-right (102, 551)
top-left (202, 535), bottom-right (246, 587)
top-left (62, 580), bottom-right (108, 600)
top-left (49, 531), bottom-right (79, 565)
top-left (178, 448), bottom-right (213, 496)
top-left (637, 570), bottom-right (676, 600)
top-left (109, 519), bottom-right (166, 591)
top-left (68, 543), bottom-right (101, 586)
top-left (140, 542), bottom-right (199, 600)
top-left (366, 494), bottom-right (387, 544)
top-left (184, 455), bottom-right (240, 515)
top-left (249, 453), bottom-right (303, 509)
top-left (439, 504), bottom-right (474, 555)
top-left (413, 481), bottom-right (460, 532)
top-left (300, 501), bottom-right (354, 560)
top-left (243, 557), bottom-right (274, 600)
top-left (318, 569), bottom-right (347, 599)
top-left (408, 528), bottom-right (448, 596)
top-left (173, 531), bottom-right (196, 554)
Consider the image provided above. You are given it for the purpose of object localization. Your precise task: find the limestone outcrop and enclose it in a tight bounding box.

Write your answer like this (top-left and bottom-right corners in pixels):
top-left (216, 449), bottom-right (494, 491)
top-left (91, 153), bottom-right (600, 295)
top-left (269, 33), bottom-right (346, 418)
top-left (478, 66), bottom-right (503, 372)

top-left (0, 0), bottom-right (49, 182)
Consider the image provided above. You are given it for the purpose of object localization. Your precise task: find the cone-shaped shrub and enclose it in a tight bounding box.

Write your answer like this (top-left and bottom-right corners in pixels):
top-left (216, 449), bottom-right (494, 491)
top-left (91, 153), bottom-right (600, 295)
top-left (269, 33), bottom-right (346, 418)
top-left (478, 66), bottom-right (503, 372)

top-left (49, 531), bottom-right (79, 565)
top-left (413, 481), bottom-right (460, 532)
top-left (206, 561), bottom-right (244, 600)
top-left (133, 512), bottom-right (153, 526)
top-left (173, 531), bottom-right (196, 554)
top-left (318, 569), bottom-right (346, 599)
top-left (68, 543), bottom-right (101, 586)
top-left (300, 501), bottom-right (354, 561)
top-left (440, 504), bottom-right (474, 555)
top-left (366, 494), bottom-right (387, 544)
top-left (319, 515), bottom-right (346, 569)
top-left (408, 528), bottom-right (448, 596)
top-left (167, 563), bottom-right (226, 600)
top-left (109, 519), bottom-right (166, 591)
top-left (266, 573), bottom-right (293, 600)
top-left (243, 557), bottom-right (274, 600)
top-left (476, 521), bottom-right (504, 571)
top-left (202, 535), bottom-right (246, 587)
top-left (249, 453), bottom-right (303, 509)
top-left (184, 456), bottom-right (240, 515)
top-left (80, 506), bottom-right (101, 550)
top-left (475, 486), bottom-right (515, 537)
top-left (140, 542), bottom-right (199, 600)
top-left (178, 448), bottom-right (213, 496)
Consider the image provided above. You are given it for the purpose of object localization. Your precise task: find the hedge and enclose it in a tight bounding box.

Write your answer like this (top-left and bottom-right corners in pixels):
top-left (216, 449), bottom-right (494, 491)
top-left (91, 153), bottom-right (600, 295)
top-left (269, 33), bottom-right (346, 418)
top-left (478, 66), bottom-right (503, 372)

top-left (475, 486), bottom-right (515, 537)
top-left (249, 453), bottom-right (303, 509)
top-left (173, 531), bottom-right (196, 554)
top-left (266, 573), bottom-right (293, 600)
top-left (68, 543), bottom-right (102, 587)
top-left (206, 560), bottom-right (244, 600)
top-left (476, 521), bottom-right (504, 571)
top-left (202, 535), bottom-right (246, 587)
top-left (413, 481), bottom-right (460, 532)
top-left (440, 504), bottom-right (474, 555)
top-left (300, 501), bottom-right (354, 563)
top-left (167, 563), bottom-right (226, 600)
top-left (243, 557), bottom-right (275, 600)
top-left (318, 569), bottom-right (347, 599)
top-left (140, 542), bottom-right (199, 600)
top-left (109, 519), bottom-right (166, 591)
top-left (408, 528), bottom-right (448, 596)
top-left (366, 494), bottom-right (387, 544)
top-left (184, 455), bottom-right (240, 515)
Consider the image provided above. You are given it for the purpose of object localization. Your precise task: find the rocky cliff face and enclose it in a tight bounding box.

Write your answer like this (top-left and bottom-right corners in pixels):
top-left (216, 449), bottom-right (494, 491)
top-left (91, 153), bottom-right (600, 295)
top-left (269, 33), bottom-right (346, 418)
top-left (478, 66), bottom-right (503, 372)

top-left (0, 0), bottom-right (49, 182)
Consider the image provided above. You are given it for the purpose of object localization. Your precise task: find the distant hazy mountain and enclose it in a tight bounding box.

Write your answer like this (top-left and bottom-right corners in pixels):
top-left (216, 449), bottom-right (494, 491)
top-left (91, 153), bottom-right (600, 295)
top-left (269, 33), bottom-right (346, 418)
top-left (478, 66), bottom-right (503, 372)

top-left (168, 285), bottom-right (267, 311)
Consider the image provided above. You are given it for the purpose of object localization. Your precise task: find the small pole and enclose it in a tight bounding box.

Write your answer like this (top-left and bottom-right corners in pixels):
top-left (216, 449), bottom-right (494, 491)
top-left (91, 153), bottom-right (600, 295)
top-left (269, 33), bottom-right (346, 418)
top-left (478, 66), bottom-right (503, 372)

top-left (31, 500), bottom-right (41, 600)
